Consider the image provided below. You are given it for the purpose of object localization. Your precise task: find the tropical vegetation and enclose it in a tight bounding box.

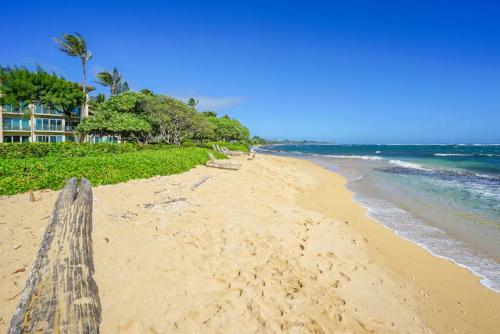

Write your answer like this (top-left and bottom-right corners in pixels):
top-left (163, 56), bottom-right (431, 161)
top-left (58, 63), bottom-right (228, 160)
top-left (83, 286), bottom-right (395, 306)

top-left (0, 67), bottom-right (84, 116)
top-left (0, 31), bottom-right (267, 195)
top-left (0, 144), bottom-right (225, 195)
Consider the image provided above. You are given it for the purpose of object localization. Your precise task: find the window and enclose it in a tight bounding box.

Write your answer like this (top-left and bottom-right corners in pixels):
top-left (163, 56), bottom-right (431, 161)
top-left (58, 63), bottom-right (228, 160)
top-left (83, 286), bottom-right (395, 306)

top-left (21, 119), bottom-right (29, 130)
top-left (12, 118), bottom-right (20, 129)
top-left (36, 135), bottom-right (49, 142)
top-left (34, 118), bottom-right (63, 131)
top-left (3, 136), bottom-right (30, 143)
top-left (2, 118), bottom-right (29, 130)
top-left (36, 135), bottom-right (62, 143)
top-left (3, 118), bottom-right (11, 130)
top-left (72, 107), bottom-right (81, 118)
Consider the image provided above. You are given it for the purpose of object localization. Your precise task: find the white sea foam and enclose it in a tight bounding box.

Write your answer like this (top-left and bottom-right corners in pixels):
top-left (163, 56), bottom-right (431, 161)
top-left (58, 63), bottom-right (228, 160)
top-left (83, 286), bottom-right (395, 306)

top-left (351, 192), bottom-right (500, 292)
top-left (434, 153), bottom-right (473, 157)
top-left (434, 153), bottom-right (500, 157)
top-left (388, 159), bottom-right (430, 170)
top-left (323, 155), bottom-right (384, 161)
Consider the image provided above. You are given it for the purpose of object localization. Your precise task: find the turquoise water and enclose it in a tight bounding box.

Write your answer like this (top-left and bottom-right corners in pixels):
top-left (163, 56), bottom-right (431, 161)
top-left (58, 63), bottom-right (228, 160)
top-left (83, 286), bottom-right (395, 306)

top-left (259, 144), bottom-right (500, 291)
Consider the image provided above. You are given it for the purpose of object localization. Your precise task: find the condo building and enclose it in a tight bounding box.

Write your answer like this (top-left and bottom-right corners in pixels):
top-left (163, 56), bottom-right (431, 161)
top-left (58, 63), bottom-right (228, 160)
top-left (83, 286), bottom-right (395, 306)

top-left (0, 103), bottom-right (117, 143)
top-left (0, 103), bottom-right (82, 143)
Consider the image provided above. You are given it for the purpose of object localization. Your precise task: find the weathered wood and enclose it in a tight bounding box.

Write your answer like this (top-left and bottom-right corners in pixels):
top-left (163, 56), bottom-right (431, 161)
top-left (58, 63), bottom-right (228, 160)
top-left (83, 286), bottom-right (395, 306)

top-left (191, 175), bottom-right (212, 190)
top-left (8, 178), bottom-right (101, 334)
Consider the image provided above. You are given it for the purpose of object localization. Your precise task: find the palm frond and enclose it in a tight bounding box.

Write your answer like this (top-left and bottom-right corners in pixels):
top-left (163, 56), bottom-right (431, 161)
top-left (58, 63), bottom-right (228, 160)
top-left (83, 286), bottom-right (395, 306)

top-left (96, 71), bottom-right (114, 86)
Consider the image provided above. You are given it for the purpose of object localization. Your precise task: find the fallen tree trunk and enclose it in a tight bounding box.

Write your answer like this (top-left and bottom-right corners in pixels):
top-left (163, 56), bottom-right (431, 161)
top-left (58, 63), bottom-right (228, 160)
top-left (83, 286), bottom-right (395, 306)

top-left (8, 178), bottom-right (101, 334)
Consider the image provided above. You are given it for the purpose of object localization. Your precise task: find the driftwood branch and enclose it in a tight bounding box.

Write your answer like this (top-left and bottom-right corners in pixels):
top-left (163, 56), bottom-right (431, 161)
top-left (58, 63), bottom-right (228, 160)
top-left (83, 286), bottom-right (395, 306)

top-left (191, 175), bottom-right (212, 190)
top-left (8, 178), bottom-right (101, 334)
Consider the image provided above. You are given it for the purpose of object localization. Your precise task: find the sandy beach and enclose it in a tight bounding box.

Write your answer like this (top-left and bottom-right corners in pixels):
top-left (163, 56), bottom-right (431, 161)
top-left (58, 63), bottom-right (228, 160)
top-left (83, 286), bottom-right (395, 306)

top-left (1, 154), bottom-right (499, 333)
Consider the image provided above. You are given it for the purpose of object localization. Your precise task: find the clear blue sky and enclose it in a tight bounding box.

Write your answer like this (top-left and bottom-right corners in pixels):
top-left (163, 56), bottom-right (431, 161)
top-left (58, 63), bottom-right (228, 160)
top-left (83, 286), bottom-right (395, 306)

top-left (2, 0), bottom-right (500, 143)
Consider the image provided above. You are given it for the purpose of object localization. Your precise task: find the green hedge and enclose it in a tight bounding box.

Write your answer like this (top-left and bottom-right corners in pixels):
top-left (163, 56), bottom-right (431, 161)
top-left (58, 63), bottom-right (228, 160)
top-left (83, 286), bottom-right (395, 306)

top-left (0, 146), bottom-right (224, 195)
top-left (0, 142), bottom-right (173, 159)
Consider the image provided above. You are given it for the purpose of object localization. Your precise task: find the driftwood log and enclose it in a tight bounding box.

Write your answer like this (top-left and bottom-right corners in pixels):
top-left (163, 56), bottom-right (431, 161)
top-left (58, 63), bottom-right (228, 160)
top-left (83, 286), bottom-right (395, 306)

top-left (8, 178), bottom-right (101, 334)
top-left (191, 175), bottom-right (212, 190)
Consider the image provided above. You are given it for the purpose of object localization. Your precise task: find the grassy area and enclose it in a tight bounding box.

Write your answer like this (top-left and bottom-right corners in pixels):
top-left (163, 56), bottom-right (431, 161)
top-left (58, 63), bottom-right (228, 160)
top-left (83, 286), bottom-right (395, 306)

top-left (0, 143), bottom-right (225, 195)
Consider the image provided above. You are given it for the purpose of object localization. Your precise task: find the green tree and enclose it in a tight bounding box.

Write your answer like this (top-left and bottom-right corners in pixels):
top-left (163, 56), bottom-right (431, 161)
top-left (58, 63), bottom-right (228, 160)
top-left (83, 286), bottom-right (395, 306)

top-left (53, 32), bottom-right (92, 120)
top-left (207, 116), bottom-right (250, 142)
top-left (202, 111), bottom-right (217, 117)
top-left (142, 95), bottom-right (211, 145)
top-left (98, 91), bottom-right (147, 114)
top-left (187, 97), bottom-right (199, 109)
top-left (140, 89), bottom-right (154, 96)
top-left (78, 110), bottom-right (151, 143)
top-left (96, 67), bottom-right (123, 96)
top-left (121, 81), bottom-right (130, 93)
top-left (0, 67), bottom-right (84, 115)
top-left (88, 93), bottom-right (106, 115)
top-left (95, 93), bottom-right (106, 103)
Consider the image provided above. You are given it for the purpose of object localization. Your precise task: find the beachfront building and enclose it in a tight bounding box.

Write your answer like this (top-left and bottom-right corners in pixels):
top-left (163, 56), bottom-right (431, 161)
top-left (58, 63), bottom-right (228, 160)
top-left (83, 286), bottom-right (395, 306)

top-left (0, 103), bottom-right (82, 143)
top-left (0, 103), bottom-right (117, 143)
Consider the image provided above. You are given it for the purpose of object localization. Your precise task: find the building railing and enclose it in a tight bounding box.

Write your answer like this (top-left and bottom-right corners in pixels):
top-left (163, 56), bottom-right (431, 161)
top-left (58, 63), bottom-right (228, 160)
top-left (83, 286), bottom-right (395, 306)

top-left (35, 124), bottom-right (63, 131)
top-left (34, 105), bottom-right (64, 116)
top-left (2, 104), bottom-right (81, 117)
top-left (2, 105), bottom-right (27, 114)
top-left (65, 126), bottom-right (75, 132)
top-left (3, 125), bottom-right (31, 131)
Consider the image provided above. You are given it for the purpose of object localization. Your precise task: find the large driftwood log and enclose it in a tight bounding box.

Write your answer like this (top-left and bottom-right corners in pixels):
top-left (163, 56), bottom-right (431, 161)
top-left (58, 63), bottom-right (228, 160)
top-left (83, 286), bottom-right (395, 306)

top-left (8, 178), bottom-right (101, 334)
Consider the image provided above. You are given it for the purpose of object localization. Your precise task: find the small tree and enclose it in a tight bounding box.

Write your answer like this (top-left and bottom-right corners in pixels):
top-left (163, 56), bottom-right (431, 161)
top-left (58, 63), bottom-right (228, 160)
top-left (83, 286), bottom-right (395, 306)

top-left (96, 67), bottom-right (123, 96)
top-left (142, 95), bottom-right (210, 145)
top-left (187, 97), bottom-right (199, 110)
top-left (120, 82), bottom-right (130, 93)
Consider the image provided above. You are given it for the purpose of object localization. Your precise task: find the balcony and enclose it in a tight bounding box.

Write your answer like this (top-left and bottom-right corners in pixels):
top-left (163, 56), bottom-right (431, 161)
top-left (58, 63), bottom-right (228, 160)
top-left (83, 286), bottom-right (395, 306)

top-left (35, 125), bottom-right (63, 132)
top-left (34, 105), bottom-right (64, 116)
top-left (65, 126), bottom-right (75, 132)
top-left (3, 125), bottom-right (30, 131)
top-left (2, 105), bottom-right (27, 114)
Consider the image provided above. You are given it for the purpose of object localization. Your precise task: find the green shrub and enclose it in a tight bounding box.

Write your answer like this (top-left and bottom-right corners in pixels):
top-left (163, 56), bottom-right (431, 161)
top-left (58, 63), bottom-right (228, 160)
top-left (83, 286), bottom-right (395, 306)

top-left (0, 142), bottom-right (173, 159)
top-left (0, 145), bottom-right (225, 195)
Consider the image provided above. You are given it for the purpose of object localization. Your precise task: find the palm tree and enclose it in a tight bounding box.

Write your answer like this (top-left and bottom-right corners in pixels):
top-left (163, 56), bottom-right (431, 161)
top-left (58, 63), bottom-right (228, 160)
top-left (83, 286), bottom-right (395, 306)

top-left (187, 97), bottom-right (199, 109)
top-left (96, 68), bottom-right (123, 96)
top-left (53, 32), bottom-right (92, 120)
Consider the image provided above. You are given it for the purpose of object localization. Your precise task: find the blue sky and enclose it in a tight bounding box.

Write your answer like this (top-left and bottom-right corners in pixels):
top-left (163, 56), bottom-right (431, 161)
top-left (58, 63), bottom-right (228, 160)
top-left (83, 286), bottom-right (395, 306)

top-left (2, 0), bottom-right (500, 143)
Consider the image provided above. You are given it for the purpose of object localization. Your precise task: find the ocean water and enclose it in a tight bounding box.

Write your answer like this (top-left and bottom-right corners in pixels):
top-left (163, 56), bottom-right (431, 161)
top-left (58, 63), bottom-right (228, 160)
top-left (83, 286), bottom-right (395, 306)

top-left (258, 144), bottom-right (500, 291)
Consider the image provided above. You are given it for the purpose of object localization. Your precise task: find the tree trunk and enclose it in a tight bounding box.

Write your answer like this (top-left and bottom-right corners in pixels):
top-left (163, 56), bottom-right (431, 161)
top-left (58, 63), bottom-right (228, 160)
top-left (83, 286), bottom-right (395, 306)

top-left (8, 178), bottom-right (101, 334)
top-left (81, 60), bottom-right (87, 121)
